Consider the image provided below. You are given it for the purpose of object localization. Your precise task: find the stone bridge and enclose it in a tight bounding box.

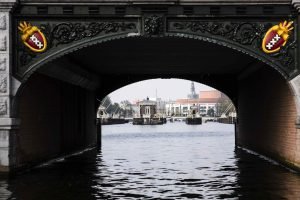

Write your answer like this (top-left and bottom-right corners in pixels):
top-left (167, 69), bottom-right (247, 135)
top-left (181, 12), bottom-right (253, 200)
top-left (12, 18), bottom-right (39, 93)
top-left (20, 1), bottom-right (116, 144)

top-left (1, 0), bottom-right (300, 173)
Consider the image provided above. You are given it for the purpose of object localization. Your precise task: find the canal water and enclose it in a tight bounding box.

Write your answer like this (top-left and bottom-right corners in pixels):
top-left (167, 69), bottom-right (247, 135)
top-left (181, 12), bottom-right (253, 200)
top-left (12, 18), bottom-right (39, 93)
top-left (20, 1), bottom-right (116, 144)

top-left (1, 122), bottom-right (300, 199)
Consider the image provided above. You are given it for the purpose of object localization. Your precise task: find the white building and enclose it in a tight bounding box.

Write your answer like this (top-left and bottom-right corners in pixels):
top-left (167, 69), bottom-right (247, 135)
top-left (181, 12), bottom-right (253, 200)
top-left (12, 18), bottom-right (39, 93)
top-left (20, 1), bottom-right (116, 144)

top-left (148, 97), bottom-right (167, 115)
top-left (165, 90), bottom-right (224, 116)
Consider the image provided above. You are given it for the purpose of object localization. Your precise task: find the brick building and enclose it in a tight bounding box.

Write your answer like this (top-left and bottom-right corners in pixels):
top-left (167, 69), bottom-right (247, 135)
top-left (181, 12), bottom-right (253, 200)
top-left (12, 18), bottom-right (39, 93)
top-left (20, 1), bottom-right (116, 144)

top-left (137, 98), bottom-right (157, 119)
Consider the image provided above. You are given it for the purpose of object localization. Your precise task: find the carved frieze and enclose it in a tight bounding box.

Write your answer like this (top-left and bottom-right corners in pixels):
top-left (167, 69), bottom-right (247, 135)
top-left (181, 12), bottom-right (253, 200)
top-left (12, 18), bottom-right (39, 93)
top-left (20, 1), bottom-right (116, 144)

top-left (293, 0), bottom-right (300, 12)
top-left (144, 15), bottom-right (164, 36)
top-left (51, 22), bottom-right (136, 46)
top-left (0, 34), bottom-right (6, 51)
top-left (0, 75), bottom-right (7, 93)
top-left (0, 14), bottom-right (6, 30)
top-left (15, 16), bottom-right (298, 80)
top-left (0, 98), bottom-right (7, 115)
top-left (16, 20), bottom-right (138, 73)
top-left (168, 20), bottom-right (297, 75)
top-left (0, 56), bottom-right (6, 71)
top-left (170, 21), bottom-right (265, 45)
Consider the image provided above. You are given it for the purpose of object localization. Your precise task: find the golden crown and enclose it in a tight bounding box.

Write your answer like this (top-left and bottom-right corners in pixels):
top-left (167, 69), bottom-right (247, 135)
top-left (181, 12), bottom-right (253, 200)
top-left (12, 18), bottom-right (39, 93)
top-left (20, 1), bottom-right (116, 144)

top-left (18, 21), bottom-right (40, 42)
top-left (18, 21), bottom-right (32, 33)
top-left (276, 21), bottom-right (293, 41)
top-left (279, 21), bottom-right (294, 32)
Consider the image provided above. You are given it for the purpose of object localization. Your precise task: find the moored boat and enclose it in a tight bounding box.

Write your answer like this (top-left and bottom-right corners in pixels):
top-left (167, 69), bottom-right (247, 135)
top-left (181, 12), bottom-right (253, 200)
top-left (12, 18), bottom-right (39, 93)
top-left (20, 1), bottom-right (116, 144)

top-left (186, 105), bottom-right (202, 125)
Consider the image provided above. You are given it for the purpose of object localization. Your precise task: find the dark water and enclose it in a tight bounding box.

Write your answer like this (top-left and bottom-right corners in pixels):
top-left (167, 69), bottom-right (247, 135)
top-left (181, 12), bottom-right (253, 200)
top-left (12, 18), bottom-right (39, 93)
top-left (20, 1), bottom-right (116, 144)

top-left (1, 122), bottom-right (300, 199)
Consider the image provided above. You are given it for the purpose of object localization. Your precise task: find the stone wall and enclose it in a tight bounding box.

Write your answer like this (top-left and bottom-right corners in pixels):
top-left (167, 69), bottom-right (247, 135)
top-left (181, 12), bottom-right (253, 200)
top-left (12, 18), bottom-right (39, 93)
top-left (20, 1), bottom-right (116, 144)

top-left (12, 73), bottom-right (97, 170)
top-left (0, 0), bottom-right (18, 173)
top-left (237, 65), bottom-right (299, 169)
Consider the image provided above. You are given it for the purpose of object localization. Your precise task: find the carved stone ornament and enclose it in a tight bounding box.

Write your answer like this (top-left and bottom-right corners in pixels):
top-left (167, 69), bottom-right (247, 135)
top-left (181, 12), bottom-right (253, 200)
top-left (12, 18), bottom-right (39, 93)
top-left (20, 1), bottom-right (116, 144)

top-left (169, 20), bottom-right (297, 75)
top-left (16, 17), bottom-right (297, 80)
top-left (17, 21), bottom-right (137, 69)
top-left (0, 75), bottom-right (7, 93)
top-left (0, 99), bottom-right (7, 115)
top-left (0, 56), bottom-right (6, 71)
top-left (0, 14), bottom-right (6, 30)
top-left (144, 15), bottom-right (163, 35)
top-left (51, 22), bottom-right (136, 46)
top-left (171, 21), bottom-right (266, 46)
top-left (0, 34), bottom-right (6, 51)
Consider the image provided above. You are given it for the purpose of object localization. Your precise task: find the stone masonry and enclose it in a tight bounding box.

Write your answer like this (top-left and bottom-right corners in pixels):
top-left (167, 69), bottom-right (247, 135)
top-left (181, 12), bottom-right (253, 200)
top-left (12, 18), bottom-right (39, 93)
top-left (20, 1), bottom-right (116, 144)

top-left (0, 0), bottom-right (19, 173)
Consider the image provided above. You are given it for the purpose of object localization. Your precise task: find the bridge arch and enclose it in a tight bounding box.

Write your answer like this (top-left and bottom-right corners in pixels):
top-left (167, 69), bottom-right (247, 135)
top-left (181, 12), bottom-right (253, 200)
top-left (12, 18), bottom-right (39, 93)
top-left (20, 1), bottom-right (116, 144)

top-left (11, 33), bottom-right (300, 171)
top-left (19, 31), bottom-right (293, 83)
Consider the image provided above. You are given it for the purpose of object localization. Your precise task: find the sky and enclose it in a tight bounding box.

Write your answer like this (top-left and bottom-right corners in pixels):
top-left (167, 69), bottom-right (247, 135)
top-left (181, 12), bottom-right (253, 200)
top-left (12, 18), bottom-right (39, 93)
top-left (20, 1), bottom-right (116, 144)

top-left (108, 78), bottom-right (215, 103)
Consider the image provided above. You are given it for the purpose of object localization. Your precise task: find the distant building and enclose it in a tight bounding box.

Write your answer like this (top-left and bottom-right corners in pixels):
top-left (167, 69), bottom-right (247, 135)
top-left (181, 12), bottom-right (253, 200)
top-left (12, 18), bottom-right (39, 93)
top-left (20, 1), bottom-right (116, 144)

top-left (133, 97), bottom-right (166, 125)
top-left (132, 97), bottom-right (166, 118)
top-left (198, 90), bottom-right (226, 115)
top-left (166, 90), bottom-right (224, 116)
top-left (149, 97), bottom-right (167, 115)
top-left (199, 90), bottom-right (224, 99)
top-left (165, 100), bottom-right (176, 116)
top-left (136, 97), bottom-right (157, 118)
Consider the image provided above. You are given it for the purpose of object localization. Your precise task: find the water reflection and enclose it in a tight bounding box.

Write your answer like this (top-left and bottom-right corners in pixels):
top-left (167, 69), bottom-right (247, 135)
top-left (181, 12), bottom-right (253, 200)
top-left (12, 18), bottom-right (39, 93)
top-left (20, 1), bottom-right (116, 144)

top-left (0, 181), bottom-right (11, 200)
top-left (6, 151), bottom-right (101, 200)
top-left (234, 147), bottom-right (300, 199)
top-left (0, 123), bottom-right (300, 199)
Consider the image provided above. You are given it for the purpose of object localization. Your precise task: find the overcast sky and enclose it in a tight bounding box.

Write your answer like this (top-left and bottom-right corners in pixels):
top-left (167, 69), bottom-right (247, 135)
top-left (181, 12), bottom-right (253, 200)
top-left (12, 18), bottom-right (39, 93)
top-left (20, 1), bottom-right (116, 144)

top-left (108, 78), bottom-right (215, 103)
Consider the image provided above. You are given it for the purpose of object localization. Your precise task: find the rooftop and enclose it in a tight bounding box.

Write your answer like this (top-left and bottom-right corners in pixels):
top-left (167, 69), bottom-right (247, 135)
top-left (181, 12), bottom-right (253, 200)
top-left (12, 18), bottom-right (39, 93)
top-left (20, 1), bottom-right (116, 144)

top-left (176, 98), bottom-right (220, 104)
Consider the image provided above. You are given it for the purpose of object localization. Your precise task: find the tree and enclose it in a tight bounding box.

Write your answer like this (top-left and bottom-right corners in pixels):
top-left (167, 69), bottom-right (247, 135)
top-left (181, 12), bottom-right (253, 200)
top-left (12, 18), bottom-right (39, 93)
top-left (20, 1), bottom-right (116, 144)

top-left (120, 100), bottom-right (134, 117)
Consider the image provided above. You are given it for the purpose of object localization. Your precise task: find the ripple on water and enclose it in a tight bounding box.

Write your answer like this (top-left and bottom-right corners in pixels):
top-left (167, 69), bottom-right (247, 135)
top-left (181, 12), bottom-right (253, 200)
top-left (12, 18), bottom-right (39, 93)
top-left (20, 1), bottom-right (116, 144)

top-left (1, 123), bottom-right (300, 199)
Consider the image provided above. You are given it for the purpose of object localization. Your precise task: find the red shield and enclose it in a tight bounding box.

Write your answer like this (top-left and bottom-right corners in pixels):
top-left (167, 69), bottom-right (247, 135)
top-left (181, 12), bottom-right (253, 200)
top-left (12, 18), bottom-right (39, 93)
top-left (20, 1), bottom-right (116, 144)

top-left (263, 30), bottom-right (285, 53)
top-left (261, 21), bottom-right (294, 54)
top-left (24, 30), bottom-right (47, 52)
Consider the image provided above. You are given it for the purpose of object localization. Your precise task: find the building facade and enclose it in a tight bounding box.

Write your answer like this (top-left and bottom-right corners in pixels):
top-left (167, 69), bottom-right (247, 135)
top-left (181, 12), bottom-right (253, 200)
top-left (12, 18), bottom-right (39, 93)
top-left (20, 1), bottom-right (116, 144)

top-left (166, 90), bottom-right (224, 116)
top-left (137, 98), bottom-right (157, 118)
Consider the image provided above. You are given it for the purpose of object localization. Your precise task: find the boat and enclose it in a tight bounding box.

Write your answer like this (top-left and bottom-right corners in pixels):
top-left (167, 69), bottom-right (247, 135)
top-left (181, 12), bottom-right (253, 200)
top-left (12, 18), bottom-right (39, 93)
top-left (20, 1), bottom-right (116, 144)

top-left (101, 117), bottom-right (129, 125)
top-left (186, 105), bottom-right (202, 125)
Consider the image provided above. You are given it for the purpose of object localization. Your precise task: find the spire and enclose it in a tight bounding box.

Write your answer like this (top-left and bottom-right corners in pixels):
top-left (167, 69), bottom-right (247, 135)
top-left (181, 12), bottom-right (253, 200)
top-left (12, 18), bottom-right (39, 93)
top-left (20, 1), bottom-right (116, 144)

top-left (191, 82), bottom-right (196, 96)
top-left (188, 81), bottom-right (199, 99)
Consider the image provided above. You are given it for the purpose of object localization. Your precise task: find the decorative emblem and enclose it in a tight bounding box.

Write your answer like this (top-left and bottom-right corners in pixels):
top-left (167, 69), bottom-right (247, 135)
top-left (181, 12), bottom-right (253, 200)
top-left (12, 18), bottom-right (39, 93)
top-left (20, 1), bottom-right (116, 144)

top-left (18, 21), bottom-right (47, 53)
top-left (262, 21), bottom-right (293, 54)
top-left (0, 98), bottom-right (7, 115)
top-left (144, 15), bottom-right (163, 35)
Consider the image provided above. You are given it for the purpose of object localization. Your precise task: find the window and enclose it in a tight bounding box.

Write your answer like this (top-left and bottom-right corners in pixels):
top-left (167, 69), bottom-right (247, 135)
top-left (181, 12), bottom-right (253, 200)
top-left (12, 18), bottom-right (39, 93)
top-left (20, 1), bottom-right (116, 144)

top-left (145, 106), bottom-right (150, 115)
